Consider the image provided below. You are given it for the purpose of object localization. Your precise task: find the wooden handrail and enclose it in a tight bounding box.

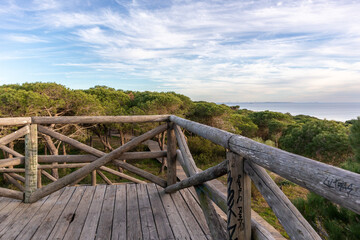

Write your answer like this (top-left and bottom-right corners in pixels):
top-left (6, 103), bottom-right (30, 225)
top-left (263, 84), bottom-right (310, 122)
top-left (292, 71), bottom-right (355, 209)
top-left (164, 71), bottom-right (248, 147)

top-left (170, 115), bottom-right (360, 215)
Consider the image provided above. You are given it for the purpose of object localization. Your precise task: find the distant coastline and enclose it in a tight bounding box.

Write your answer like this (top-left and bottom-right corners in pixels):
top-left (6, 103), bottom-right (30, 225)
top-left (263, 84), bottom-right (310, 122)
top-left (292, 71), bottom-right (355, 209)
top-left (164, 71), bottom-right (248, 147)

top-left (221, 102), bottom-right (360, 122)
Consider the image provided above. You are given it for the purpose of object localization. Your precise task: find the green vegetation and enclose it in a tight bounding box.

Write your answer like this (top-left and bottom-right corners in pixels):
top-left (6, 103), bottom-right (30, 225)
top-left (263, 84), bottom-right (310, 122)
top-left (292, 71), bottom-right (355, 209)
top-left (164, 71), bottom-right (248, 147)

top-left (0, 82), bottom-right (359, 239)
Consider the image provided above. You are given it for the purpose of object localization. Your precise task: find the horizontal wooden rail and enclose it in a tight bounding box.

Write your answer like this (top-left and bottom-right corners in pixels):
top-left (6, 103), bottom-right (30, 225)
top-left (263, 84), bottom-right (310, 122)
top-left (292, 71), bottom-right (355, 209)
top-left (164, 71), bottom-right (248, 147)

top-left (0, 187), bottom-right (23, 200)
top-left (32, 115), bottom-right (170, 124)
top-left (0, 117), bottom-right (31, 126)
top-left (170, 115), bottom-right (360, 215)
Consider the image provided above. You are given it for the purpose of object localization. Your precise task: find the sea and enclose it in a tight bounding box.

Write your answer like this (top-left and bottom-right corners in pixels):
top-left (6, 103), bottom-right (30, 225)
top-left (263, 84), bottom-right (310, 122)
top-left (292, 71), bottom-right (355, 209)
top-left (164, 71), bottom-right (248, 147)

top-left (223, 102), bottom-right (360, 122)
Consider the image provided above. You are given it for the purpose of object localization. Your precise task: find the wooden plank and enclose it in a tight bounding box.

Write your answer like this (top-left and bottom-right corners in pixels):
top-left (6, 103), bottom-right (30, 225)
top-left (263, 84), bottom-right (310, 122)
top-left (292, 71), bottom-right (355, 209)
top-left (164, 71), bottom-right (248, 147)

top-left (111, 185), bottom-right (127, 240)
top-left (0, 117), bottom-right (31, 126)
top-left (167, 123), bottom-right (177, 185)
top-left (31, 187), bottom-right (75, 240)
top-left (244, 160), bottom-right (321, 240)
top-left (15, 188), bottom-right (65, 240)
top-left (170, 190), bottom-right (208, 240)
top-left (137, 184), bottom-right (159, 240)
top-left (227, 152), bottom-right (251, 240)
top-left (30, 124), bottom-right (167, 202)
top-left (0, 197), bottom-right (13, 211)
top-left (170, 115), bottom-right (360, 215)
top-left (113, 160), bottom-right (167, 187)
top-left (25, 123), bottom-right (38, 203)
top-left (32, 115), bottom-right (170, 124)
top-left (95, 185), bottom-right (116, 240)
top-left (63, 186), bottom-right (96, 240)
top-left (147, 184), bottom-right (175, 240)
top-left (179, 188), bottom-right (212, 238)
top-left (0, 202), bottom-right (28, 233)
top-left (79, 185), bottom-right (106, 240)
top-left (0, 195), bottom-right (48, 239)
top-left (126, 184), bottom-right (142, 240)
top-left (47, 187), bottom-right (86, 239)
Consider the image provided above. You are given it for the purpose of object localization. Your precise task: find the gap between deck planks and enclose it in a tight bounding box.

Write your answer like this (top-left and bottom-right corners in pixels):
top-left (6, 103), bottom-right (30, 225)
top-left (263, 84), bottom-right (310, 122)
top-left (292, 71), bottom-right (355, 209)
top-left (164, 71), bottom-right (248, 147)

top-left (0, 183), bottom-right (212, 240)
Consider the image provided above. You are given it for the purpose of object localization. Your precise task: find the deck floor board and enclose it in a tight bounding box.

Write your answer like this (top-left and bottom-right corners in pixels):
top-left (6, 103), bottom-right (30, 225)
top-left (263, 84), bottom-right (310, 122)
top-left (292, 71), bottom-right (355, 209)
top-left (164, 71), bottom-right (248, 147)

top-left (0, 183), bottom-right (211, 240)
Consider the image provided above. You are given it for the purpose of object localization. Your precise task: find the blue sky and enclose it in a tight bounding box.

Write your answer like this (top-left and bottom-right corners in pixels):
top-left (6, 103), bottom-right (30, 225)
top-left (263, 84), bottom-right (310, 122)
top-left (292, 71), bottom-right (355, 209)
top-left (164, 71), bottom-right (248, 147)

top-left (1, 0), bottom-right (360, 102)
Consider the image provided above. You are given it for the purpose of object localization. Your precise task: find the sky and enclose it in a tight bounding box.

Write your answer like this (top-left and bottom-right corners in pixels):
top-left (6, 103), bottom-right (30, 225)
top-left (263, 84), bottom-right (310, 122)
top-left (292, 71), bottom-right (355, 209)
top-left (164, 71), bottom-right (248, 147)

top-left (0, 0), bottom-right (360, 102)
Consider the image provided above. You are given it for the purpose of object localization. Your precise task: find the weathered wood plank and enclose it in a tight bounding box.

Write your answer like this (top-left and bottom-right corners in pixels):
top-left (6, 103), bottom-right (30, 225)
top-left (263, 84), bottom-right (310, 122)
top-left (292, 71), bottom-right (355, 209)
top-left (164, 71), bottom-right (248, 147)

top-left (63, 186), bottom-right (96, 240)
top-left (111, 185), bottom-right (127, 240)
top-left (0, 202), bottom-right (29, 233)
top-left (79, 185), bottom-right (106, 240)
top-left (244, 160), bottom-right (321, 240)
top-left (137, 184), bottom-right (159, 240)
top-left (147, 184), bottom-right (175, 240)
top-left (174, 130), bottom-right (227, 240)
top-left (170, 115), bottom-right (360, 215)
top-left (179, 188), bottom-right (212, 239)
top-left (25, 124), bottom-right (38, 203)
top-left (32, 115), bottom-right (170, 124)
top-left (0, 195), bottom-right (48, 240)
top-left (96, 185), bottom-right (116, 240)
top-left (0, 117), bottom-right (32, 126)
top-left (167, 123), bottom-right (177, 185)
top-left (170, 190), bottom-right (208, 240)
top-left (31, 187), bottom-right (75, 240)
top-left (227, 152), bottom-right (251, 240)
top-left (15, 189), bottom-right (64, 240)
top-left (47, 187), bottom-right (86, 239)
top-left (29, 124), bottom-right (167, 202)
top-left (127, 184), bottom-right (142, 240)
top-left (0, 197), bottom-right (13, 211)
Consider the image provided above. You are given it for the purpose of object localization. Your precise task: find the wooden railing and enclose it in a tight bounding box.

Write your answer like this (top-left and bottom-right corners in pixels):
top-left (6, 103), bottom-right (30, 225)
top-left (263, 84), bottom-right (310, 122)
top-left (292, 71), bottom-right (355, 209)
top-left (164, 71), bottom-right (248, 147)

top-left (0, 115), bottom-right (359, 240)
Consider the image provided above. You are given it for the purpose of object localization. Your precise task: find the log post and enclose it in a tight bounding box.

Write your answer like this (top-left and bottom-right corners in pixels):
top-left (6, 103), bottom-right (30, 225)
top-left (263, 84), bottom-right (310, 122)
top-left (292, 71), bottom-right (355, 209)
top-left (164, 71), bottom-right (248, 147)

top-left (167, 122), bottom-right (177, 186)
top-left (91, 170), bottom-right (97, 186)
top-left (37, 170), bottom-right (42, 188)
top-left (227, 152), bottom-right (251, 240)
top-left (24, 124), bottom-right (38, 203)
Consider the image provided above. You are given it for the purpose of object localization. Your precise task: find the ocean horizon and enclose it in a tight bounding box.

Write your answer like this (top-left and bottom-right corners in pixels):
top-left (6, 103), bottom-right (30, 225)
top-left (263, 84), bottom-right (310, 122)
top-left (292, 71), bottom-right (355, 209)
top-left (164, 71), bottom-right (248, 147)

top-left (222, 102), bottom-right (360, 122)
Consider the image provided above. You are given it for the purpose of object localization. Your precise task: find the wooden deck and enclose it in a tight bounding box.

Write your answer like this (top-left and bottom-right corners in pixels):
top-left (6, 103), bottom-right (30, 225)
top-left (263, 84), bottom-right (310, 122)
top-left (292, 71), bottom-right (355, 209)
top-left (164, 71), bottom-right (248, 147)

top-left (0, 183), bottom-right (213, 240)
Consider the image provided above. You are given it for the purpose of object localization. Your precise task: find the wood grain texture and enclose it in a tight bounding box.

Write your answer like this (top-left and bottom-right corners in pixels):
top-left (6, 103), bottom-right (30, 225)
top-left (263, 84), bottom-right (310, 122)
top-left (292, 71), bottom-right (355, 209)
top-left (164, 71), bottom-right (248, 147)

top-left (167, 123), bottom-right (177, 185)
top-left (25, 124), bottom-right (38, 202)
top-left (111, 185), bottom-right (127, 240)
top-left (0, 125), bottom-right (29, 146)
top-left (126, 184), bottom-right (142, 240)
top-left (29, 124), bottom-right (167, 202)
top-left (32, 115), bottom-right (170, 124)
top-left (244, 160), bottom-right (321, 240)
top-left (96, 185), bottom-right (116, 240)
top-left (0, 117), bottom-right (31, 126)
top-left (171, 115), bottom-right (360, 215)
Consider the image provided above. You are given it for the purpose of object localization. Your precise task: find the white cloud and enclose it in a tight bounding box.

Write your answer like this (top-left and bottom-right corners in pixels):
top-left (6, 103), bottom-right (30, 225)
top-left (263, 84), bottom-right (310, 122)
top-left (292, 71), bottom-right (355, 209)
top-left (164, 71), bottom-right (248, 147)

top-left (1, 0), bottom-right (360, 102)
top-left (6, 34), bottom-right (47, 43)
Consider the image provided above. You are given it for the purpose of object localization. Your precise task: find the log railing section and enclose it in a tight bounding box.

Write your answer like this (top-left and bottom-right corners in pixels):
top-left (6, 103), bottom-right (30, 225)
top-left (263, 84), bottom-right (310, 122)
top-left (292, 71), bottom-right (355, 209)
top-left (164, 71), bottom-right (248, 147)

top-left (0, 115), bottom-right (359, 240)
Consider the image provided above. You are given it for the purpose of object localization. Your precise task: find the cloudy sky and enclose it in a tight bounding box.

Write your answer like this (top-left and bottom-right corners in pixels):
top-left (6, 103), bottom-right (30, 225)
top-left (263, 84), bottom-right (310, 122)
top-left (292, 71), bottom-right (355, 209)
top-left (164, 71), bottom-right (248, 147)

top-left (1, 0), bottom-right (360, 102)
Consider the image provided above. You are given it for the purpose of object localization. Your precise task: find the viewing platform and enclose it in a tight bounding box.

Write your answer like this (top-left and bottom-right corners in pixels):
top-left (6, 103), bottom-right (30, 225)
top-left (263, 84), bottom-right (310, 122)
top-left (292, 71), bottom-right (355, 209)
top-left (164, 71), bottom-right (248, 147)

top-left (0, 184), bottom-right (212, 240)
top-left (0, 115), bottom-right (359, 240)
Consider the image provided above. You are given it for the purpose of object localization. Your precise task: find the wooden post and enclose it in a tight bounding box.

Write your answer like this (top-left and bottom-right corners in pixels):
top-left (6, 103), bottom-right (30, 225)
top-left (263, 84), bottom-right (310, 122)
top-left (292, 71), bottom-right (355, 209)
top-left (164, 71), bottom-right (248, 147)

top-left (167, 122), bottom-right (177, 186)
top-left (227, 152), bottom-right (251, 240)
top-left (91, 170), bottom-right (97, 186)
top-left (24, 124), bottom-right (38, 203)
top-left (37, 170), bottom-right (42, 188)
